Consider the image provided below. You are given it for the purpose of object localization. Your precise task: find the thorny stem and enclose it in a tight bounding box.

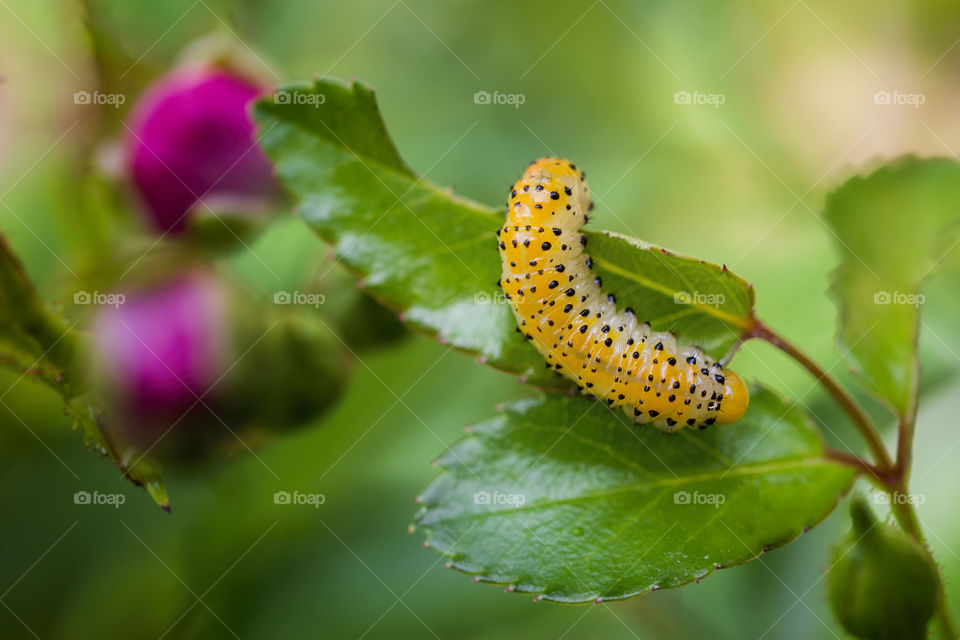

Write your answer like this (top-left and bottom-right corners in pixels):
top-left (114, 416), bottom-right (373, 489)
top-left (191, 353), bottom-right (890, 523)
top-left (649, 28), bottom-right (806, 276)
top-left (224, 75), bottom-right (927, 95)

top-left (891, 406), bottom-right (958, 639)
top-left (752, 319), bottom-right (958, 639)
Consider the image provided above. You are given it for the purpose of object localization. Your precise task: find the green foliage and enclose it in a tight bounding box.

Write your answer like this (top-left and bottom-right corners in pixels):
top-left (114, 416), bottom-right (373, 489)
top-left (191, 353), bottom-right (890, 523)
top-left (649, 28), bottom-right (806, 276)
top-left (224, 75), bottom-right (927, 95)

top-left (251, 77), bottom-right (874, 602)
top-left (828, 495), bottom-right (939, 639)
top-left (1, 235), bottom-right (173, 508)
top-left (254, 78), bottom-right (757, 392)
top-left (825, 158), bottom-right (960, 414)
top-left (415, 386), bottom-right (854, 602)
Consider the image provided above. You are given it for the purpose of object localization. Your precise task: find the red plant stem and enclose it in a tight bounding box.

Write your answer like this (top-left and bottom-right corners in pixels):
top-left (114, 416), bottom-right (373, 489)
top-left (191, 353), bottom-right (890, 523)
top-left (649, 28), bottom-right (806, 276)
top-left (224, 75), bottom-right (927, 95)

top-left (750, 321), bottom-right (893, 472)
top-left (823, 448), bottom-right (889, 486)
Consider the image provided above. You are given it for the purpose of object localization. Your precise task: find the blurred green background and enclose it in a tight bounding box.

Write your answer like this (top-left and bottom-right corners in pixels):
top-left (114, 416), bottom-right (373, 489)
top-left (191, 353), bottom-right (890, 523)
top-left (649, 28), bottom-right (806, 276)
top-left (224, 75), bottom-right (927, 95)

top-left (2, 0), bottom-right (960, 637)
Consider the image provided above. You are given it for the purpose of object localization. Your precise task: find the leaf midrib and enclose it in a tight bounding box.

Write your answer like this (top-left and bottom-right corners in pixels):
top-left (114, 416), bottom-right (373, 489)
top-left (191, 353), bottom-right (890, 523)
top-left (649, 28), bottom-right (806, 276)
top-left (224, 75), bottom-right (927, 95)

top-left (427, 455), bottom-right (839, 522)
top-left (591, 255), bottom-right (753, 330)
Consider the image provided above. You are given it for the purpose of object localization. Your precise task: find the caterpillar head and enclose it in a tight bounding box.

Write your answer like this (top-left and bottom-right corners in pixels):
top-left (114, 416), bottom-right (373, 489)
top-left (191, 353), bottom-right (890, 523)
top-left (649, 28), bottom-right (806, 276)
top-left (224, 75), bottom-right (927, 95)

top-left (715, 371), bottom-right (749, 425)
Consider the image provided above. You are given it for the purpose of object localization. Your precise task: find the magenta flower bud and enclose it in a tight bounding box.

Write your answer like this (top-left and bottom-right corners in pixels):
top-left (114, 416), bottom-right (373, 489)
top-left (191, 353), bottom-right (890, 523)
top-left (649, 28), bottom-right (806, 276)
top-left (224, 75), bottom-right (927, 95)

top-left (91, 272), bottom-right (231, 445)
top-left (125, 66), bottom-right (279, 233)
top-left (88, 269), bottom-right (348, 459)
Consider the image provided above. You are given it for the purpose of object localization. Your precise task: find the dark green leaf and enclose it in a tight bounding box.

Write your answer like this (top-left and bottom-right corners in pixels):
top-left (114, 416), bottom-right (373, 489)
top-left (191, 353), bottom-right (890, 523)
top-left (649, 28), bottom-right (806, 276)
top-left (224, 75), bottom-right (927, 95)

top-left (415, 384), bottom-right (855, 603)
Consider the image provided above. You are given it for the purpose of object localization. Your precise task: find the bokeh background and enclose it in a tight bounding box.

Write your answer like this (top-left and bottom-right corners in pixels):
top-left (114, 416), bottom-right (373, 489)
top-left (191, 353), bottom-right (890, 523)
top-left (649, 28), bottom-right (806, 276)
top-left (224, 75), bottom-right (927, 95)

top-left (2, 0), bottom-right (960, 638)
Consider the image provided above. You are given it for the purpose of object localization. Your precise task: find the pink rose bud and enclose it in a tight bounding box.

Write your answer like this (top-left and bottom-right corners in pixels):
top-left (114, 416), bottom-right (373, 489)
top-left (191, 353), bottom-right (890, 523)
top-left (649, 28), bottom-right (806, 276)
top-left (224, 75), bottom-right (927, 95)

top-left (89, 269), bottom-right (348, 458)
top-left (125, 66), bottom-right (279, 233)
top-left (91, 271), bottom-right (231, 448)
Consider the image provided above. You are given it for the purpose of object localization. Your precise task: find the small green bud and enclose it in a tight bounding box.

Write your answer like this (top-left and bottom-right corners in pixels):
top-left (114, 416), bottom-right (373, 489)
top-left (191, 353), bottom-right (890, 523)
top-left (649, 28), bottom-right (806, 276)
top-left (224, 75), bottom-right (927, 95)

top-left (225, 308), bottom-right (350, 430)
top-left (336, 293), bottom-right (407, 351)
top-left (828, 494), bottom-right (939, 640)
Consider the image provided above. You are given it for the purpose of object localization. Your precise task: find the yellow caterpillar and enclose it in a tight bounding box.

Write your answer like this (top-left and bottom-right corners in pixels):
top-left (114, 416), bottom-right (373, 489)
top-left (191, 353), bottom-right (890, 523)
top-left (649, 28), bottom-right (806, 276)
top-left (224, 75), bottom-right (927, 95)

top-left (497, 157), bottom-right (749, 431)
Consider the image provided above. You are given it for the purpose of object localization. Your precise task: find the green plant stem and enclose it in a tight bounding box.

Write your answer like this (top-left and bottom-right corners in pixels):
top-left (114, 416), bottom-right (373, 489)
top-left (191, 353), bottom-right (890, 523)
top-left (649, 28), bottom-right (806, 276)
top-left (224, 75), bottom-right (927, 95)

top-left (751, 321), bottom-right (893, 472)
top-left (891, 491), bottom-right (957, 639)
top-left (892, 400), bottom-right (958, 639)
top-left (754, 320), bottom-right (958, 639)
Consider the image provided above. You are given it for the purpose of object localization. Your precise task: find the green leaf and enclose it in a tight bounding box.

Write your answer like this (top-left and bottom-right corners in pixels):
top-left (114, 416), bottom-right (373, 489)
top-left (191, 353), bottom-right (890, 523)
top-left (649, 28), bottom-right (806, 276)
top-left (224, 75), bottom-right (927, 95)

top-left (0, 234), bottom-right (77, 375)
top-left (68, 398), bottom-right (171, 510)
top-left (414, 384), bottom-right (854, 603)
top-left (825, 157), bottom-right (960, 413)
top-left (1, 233), bottom-right (171, 509)
top-left (253, 78), bottom-right (756, 389)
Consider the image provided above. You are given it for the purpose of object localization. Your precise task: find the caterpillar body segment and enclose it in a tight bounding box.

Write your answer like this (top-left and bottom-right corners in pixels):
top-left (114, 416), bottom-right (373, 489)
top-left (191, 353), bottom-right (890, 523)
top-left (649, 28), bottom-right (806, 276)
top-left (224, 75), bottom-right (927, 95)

top-left (496, 157), bottom-right (749, 431)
